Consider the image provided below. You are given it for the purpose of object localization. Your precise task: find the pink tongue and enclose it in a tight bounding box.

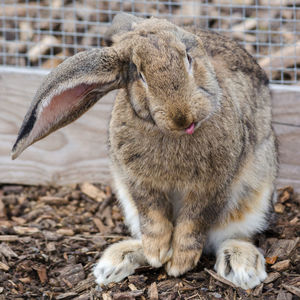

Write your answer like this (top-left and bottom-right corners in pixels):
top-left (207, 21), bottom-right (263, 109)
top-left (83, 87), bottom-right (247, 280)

top-left (185, 123), bottom-right (195, 135)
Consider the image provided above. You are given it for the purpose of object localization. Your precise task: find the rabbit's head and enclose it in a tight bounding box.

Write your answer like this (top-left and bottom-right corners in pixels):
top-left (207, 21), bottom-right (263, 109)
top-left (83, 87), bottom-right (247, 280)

top-left (12, 13), bottom-right (221, 159)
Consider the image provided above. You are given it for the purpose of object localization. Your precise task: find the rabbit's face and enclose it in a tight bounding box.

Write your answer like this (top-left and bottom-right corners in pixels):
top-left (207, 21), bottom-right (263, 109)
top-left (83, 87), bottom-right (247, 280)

top-left (115, 21), bottom-right (219, 136)
top-left (12, 15), bottom-right (221, 159)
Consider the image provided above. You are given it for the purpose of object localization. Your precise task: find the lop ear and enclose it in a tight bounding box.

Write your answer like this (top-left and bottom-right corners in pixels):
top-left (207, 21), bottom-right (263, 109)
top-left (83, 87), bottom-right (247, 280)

top-left (12, 47), bottom-right (125, 159)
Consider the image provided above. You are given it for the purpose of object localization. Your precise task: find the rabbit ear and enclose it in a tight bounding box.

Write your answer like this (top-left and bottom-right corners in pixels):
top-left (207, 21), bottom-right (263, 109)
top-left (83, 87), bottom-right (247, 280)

top-left (12, 47), bottom-right (125, 160)
top-left (104, 13), bottom-right (144, 44)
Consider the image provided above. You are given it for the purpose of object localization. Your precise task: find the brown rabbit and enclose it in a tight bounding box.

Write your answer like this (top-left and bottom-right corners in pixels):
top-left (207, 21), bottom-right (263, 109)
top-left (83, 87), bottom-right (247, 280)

top-left (12, 13), bottom-right (278, 289)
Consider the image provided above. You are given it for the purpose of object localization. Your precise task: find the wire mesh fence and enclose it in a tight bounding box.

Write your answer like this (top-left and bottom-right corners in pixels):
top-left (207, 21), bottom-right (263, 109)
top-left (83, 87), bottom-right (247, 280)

top-left (1, 0), bottom-right (299, 84)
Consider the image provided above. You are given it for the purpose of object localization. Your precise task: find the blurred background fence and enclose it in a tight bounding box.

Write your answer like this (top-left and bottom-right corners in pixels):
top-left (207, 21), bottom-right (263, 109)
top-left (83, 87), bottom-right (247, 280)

top-left (1, 0), bottom-right (300, 85)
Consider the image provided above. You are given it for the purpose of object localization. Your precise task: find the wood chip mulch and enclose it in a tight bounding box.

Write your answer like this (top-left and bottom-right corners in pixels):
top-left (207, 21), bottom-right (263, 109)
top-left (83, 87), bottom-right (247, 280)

top-left (0, 184), bottom-right (299, 300)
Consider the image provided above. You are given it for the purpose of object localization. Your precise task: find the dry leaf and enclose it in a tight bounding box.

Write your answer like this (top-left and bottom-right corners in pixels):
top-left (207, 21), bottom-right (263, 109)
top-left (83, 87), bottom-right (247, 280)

top-left (265, 256), bottom-right (278, 265)
top-left (274, 203), bottom-right (285, 213)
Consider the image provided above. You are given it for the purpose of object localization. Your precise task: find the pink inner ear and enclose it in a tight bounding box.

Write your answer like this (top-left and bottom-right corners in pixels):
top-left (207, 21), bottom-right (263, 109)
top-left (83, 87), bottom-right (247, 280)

top-left (31, 83), bottom-right (95, 141)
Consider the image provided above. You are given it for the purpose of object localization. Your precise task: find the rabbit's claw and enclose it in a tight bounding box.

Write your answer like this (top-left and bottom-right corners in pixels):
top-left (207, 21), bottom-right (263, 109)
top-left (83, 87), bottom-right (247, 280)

top-left (215, 239), bottom-right (267, 290)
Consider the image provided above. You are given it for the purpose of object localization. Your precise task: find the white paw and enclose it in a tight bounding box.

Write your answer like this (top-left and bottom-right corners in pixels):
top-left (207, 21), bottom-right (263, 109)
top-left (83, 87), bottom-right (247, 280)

top-left (146, 256), bottom-right (163, 268)
top-left (93, 239), bottom-right (147, 285)
top-left (215, 239), bottom-right (267, 290)
top-left (146, 248), bottom-right (173, 268)
top-left (165, 248), bottom-right (200, 278)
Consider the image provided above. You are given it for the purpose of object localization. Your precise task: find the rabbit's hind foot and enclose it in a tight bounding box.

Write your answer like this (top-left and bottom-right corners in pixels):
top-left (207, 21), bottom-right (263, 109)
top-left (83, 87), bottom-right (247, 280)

top-left (215, 239), bottom-right (267, 289)
top-left (93, 239), bottom-right (146, 285)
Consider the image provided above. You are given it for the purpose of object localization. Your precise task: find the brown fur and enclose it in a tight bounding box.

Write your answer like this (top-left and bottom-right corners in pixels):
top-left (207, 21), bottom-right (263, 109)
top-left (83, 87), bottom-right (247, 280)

top-left (13, 13), bottom-right (278, 284)
top-left (166, 219), bottom-right (204, 276)
top-left (107, 16), bottom-right (277, 275)
top-left (141, 209), bottom-right (173, 266)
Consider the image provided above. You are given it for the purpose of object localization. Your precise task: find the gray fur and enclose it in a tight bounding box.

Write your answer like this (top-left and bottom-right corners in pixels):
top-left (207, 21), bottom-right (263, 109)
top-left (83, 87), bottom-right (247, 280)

top-left (12, 14), bottom-right (277, 289)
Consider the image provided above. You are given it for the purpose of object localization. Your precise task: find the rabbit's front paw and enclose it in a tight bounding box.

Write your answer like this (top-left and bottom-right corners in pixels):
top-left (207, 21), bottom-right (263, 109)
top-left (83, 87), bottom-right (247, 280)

top-left (165, 224), bottom-right (204, 277)
top-left (93, 239), bottom-right (146, 285)
top-left (215, 239), bottom-right (267, 290)
top-left (165, 248), bottom-right (201, 277)
top-left (142, 212), bottom-right (173, 268)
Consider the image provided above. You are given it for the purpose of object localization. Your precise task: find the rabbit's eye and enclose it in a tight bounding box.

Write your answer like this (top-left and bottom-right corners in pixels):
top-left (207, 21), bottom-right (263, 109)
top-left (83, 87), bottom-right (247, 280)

top-left (139, 72), bottom-right (146, 83)
top-left (187, 53), bottom-right (192, 65)
top-left (186, 53), bottom-right (193, 73)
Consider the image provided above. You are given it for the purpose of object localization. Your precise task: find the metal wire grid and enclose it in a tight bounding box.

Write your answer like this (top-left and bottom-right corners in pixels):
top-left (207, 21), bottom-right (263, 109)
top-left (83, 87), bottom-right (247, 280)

top-left (0, 0), bottom-right (299, 84)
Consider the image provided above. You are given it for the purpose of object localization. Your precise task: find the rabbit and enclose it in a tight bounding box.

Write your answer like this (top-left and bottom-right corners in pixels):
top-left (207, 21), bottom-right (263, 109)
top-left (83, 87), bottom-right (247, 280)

top-left (12, 13), bottom-right (278, 290)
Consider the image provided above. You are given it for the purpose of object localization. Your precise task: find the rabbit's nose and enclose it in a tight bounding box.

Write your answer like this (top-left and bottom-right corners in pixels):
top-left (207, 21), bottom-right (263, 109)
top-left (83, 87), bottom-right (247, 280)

top-left (173, 112), bottom-right (189, 128)
top-left (172, 111), bottom-right (193, 130)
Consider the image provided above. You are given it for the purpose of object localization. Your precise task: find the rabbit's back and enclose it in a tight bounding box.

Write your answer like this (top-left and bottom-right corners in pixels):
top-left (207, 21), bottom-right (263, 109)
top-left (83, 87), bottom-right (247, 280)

top-left (187, 28), bottom-right (269, 87)
top-left (189, 28), bottom-right (275, 150)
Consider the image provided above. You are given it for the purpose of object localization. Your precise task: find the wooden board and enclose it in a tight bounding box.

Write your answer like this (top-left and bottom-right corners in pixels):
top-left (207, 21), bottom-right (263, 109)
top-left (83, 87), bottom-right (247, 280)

top-left (271, 85), bottom-right (300, 192)
top-left (0, 67), bottom-right (115, 186)
top-left (0, 68), bottom-right (299, 193)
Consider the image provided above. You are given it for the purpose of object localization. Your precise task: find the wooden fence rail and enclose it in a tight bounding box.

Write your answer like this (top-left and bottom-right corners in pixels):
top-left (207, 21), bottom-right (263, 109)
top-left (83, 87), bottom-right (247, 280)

top-left (0, 67), bottom-right (299, 192)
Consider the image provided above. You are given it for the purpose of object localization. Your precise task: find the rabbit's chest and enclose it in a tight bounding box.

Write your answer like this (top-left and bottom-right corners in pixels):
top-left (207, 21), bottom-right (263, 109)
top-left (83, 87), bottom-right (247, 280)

top-left (110, 126), bottom-right (214, 188)
top-left (110, 93), bottom-right (235, 189)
